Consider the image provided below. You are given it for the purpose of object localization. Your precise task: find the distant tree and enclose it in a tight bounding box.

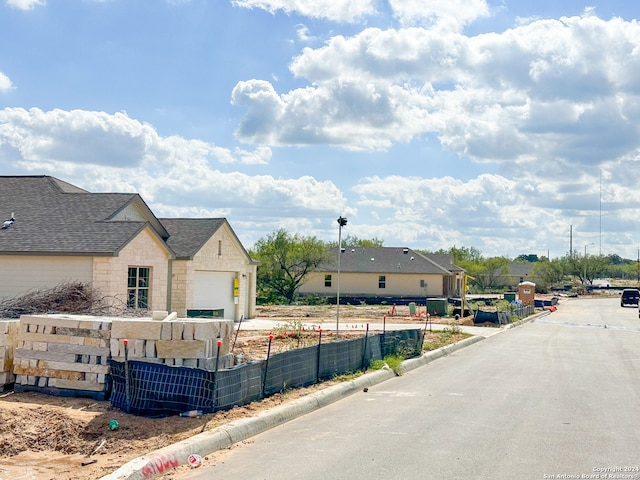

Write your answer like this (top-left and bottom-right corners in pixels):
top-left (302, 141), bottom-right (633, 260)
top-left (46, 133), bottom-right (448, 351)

top-left (531, 258), bottom-right (565, 290)
top-left (327, 235), bottom-right (384, 248)
top-left (471, 256), bottom-right (511, 290)
top-left (448, 246), bottom-right (482, 264)
top-left (250, 229), bottom-right (330, 304)
top-left (562, 253), bottom-right (609, 285)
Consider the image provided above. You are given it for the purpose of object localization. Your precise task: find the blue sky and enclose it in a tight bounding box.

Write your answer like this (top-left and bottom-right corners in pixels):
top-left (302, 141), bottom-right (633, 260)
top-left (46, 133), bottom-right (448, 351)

top-left (2, 0), bottom-right (640, 260)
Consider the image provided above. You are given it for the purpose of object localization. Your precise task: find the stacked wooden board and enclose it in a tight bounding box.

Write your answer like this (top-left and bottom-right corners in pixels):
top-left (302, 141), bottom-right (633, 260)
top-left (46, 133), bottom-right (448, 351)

top-left (0, 319), bottom-right (18, 390)
top-left (13, 314), bottom-right (112, 399)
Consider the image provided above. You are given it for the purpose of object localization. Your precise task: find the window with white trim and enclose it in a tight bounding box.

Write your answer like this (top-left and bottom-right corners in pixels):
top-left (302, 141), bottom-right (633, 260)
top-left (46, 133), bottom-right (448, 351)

top-left (128, 267), bottom-right (150, 309)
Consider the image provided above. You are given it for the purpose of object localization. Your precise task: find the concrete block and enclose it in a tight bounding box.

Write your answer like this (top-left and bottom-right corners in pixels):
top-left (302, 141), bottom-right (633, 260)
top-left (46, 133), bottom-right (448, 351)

top-left (172, 322), bottom-right (185, 340)
top-left (46, 342), bottom-right (110, 358)
top-left (152, 311), bottom-right (169, 320)
top-left (0, 358), bottom-right (12, 371)
top-left (182, 322), bottom-right (194, 340)
top-left (14, 348), bottom-right (76, 363)
top-left (110, 338), bottom-right (120, 357)
top-left (37, 360), bottom-right (110, 374)
top-left (0, 371), bottom-right (14, 384)
top-left (134, 339), bottom-right (145, 357)
top-left (21, 315), bottom-right (82, 329)
top-left (161, 322), bottom-right (172, 340)
top-left (48, 378), bottom-right (106, 392)
top-left (145, 340), bottom-right (156, 358)
top-left (32, 342), bottom-right (48, 352)
top-left (111, 320), bottom-right (163, 340)
top-left (155, 340), bottom-right (207, 359)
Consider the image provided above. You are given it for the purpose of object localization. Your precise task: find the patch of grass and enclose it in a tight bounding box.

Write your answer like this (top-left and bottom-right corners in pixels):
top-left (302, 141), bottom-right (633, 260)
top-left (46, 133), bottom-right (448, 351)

top-left (422, 325), bottom-right (472, 352)
top-left (368, 355), bottom-right (403, 375)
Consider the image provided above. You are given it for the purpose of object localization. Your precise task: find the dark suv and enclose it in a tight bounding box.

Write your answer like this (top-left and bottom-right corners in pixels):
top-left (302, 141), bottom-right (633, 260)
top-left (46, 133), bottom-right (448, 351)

top-left (620, 288), bottom-right (640, 307)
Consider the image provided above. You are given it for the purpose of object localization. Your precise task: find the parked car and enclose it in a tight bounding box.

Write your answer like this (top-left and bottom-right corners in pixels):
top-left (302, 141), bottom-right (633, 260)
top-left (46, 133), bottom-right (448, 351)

top-left (620, 288), bottom-right (640, 307)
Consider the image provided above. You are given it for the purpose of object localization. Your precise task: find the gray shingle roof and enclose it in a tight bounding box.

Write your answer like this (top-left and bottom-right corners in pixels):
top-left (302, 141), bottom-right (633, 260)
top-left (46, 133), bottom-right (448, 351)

top-left (159, 218), bottom-right (226, 259)
top-left (322, 247), bottom-right (457, 275)
top-left (0, 176), bottom-right (165, 256)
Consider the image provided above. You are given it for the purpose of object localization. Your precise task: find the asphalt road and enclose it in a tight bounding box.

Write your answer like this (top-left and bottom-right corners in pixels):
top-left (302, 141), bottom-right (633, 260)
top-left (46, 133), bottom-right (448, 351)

top-left (179, 297), bottom-right (640, 480)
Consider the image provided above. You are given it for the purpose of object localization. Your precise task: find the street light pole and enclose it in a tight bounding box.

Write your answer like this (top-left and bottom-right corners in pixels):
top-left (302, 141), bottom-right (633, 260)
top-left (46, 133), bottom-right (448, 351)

top-left (336, 216), bottom-right (347, 338)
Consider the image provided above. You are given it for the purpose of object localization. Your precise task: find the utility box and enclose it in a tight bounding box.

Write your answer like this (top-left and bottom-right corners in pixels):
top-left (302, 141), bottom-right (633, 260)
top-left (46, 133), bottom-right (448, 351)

top-left (504, 292), bottom-right (516, 302)
top-left (426, 298), bottom-right (448, 317)
top-left (517, 282), bottom-right (535, 306)
top-left (187, 309), bottom-right (225, 319)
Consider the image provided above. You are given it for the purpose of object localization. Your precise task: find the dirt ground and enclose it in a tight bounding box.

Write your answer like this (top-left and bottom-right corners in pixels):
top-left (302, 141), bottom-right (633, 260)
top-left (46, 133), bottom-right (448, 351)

top-left (0, 304), bottom-right (468, 480)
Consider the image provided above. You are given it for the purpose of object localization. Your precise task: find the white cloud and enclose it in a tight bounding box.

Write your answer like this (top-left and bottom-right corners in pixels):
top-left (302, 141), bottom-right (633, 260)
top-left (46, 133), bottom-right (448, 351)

top-left (0, 72), bottom-right (13, 92)
top-left (6, 0), bottom-right (45, 10)
top-left (230, 14), bottom-right (640, 171)
top-left (231, 0), bottom-right (377, 23)
top-left (0, 107), bottom-right (272, 168)
top-left (0, 107), bottom-right (349, 246)
top-left (388, 0), bottom-right (490, 30)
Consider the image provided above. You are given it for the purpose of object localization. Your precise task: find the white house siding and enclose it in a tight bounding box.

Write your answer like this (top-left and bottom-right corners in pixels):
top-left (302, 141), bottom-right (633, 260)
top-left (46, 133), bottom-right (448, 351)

top-left (171, 223), bottom-right (257, 321)
top-left (0, 256), bottom-right (93, 301)
top-left (299, 272), bottom-right (445, 297)
top-left (93, 227), bottom-right (171, 312)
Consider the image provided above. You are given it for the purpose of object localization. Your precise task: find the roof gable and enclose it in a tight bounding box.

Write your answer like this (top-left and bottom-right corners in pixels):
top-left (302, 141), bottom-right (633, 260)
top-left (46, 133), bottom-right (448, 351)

top-left (159, 218), bottom-right (226, 259)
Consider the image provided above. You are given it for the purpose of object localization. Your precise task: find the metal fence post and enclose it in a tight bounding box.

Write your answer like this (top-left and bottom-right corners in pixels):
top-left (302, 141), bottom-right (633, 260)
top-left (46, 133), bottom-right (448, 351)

top-left (361, 323), bottom-right (369, 371)
top-left (316, 328), bottom-right (323, 383)
top-left (212, 339), bottom-right (222, 408)
top-left (261, 335), bottom-right (273, 398)
top-left (123, 338), bottom-right (131, 414)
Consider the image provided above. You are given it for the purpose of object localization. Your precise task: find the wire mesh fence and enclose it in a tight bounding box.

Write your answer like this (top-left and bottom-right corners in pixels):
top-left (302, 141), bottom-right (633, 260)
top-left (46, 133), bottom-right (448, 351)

top-left (109, 328), bottom-right (424, 417)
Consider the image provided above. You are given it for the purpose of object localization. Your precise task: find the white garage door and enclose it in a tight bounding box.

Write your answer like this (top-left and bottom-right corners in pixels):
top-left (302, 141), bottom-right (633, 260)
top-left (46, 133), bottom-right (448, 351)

top-left (193, 271), bottom-right (236, 320)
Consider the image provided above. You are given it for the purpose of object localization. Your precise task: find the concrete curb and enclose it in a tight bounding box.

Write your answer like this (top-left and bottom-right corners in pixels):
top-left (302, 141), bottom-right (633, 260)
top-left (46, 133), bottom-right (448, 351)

top-left (100, 323), bottom-right (534, 480)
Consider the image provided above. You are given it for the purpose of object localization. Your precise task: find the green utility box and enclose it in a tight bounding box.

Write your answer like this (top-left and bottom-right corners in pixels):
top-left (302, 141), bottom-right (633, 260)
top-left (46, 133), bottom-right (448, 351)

top-left (504, 292), bottom-right (517, 302)
top-left (426, 298), bottom-right (448, 317)
top-left (186, 309), bottom-right (224, 318)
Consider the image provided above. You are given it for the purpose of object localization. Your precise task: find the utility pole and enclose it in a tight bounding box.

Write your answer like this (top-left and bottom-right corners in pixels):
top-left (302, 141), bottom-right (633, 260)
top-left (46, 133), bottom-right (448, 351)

top-left (336, 216), bottom-right (347, 338)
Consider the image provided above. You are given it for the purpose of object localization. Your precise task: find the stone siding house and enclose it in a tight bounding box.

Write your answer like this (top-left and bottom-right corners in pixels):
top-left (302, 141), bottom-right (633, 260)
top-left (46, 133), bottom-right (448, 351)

top-left (0, 176), bottom-right (257, 320)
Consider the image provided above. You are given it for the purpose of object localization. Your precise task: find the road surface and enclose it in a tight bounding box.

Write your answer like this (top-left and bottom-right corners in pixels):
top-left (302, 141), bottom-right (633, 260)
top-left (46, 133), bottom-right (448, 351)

top-left (179, 297), bottom-right (640, 480)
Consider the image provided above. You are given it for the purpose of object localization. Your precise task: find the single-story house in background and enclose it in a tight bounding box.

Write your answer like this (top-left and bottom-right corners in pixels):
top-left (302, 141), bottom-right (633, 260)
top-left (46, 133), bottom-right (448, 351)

top-left (0, 176), bottom-right (257, 320)
top-left (498, 262), bottom-right (536, 289)
top-left (298, 246), bottom-right (465, 300)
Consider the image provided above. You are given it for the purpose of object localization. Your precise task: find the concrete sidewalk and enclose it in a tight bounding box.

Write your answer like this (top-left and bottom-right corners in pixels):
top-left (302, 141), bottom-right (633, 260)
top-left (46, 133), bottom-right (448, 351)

top-left (99, 313), bottom-right (546, 480)
top-left (233, 316), bottom-right (505, 338)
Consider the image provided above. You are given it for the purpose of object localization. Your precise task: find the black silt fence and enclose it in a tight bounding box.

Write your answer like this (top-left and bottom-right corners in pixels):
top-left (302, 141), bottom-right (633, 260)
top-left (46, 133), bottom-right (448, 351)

top-left (263, 345), bottom-right (318, 396)
top-left (109, 360), bottom-right (216, 417)
top-left (109, 328), bottom-right (424, 418)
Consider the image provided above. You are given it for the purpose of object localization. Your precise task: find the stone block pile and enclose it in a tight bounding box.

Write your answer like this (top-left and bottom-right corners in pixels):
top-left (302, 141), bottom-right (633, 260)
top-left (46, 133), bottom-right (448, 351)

top-left (13, 314), bottom-right (111, 399)
top-left (0, 319), bottom-right (19, 389)
top-left (2, 313), bottom-right (234, 399)
top-left (109, 317), bottom-right (234, 370)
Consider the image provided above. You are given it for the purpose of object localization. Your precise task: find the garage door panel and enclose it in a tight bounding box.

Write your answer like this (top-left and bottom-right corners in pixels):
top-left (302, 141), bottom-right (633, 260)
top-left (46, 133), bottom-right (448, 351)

top-left (193, 271), bottom-right (235, 319)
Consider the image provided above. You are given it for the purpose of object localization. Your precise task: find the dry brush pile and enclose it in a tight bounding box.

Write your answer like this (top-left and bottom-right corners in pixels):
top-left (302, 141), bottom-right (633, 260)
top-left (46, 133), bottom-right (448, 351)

top-left (0, 281), bottom-right (138, 318)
